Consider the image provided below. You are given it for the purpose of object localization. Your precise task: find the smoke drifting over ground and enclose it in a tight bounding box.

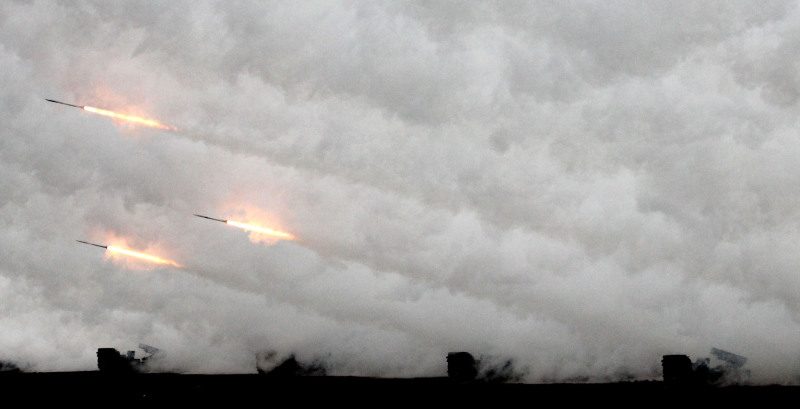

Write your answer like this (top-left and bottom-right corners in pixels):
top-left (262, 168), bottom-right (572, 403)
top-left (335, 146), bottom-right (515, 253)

top-left (2, 1), bottom-right (800, 382)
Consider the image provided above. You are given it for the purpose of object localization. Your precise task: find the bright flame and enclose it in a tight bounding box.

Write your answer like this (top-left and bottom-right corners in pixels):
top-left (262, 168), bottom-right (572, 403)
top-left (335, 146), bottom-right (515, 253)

top-left (107, 245), bottom-right (182, 268)
top-left (226, 220), bottom-right (296, 241)
top-left (83, 106), bottom-right (175, 130)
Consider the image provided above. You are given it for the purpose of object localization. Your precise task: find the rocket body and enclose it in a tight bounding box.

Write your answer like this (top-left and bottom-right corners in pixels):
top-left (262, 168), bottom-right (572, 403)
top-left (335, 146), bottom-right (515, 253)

top-left (194, 214), bottom-right (228, 223)
top-left (76, 240), bottom-right (108, 249)
top-left (46, 99), bottom-right (84, 109)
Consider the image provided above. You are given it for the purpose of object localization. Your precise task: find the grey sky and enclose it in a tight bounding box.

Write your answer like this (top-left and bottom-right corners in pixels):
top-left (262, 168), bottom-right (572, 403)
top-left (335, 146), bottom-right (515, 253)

top-left (1, 1), bottom-right (800, 382)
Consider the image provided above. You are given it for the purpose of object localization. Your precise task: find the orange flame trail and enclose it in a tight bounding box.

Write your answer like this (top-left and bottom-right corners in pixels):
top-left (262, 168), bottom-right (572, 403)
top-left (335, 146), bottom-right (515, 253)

top-left (83, 106), bottom-right (175, 130)
top-left (226, 220), bottom-right (296, 241)
top-left (107, 245), bottom-right (182, 268)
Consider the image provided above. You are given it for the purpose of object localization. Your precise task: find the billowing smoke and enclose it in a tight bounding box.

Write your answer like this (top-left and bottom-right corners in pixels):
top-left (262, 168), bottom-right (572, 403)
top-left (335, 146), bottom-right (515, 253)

top-left (2, 1), bottom-right (800, 382)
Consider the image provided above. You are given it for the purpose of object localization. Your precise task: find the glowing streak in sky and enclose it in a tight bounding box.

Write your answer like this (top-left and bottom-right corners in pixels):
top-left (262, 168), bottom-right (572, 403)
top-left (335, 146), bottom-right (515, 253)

top-left (225, 220), bottom-right (296, 241)
top-left (83, 106), bottom-right (176, 130)
top-left (107, 245), bottom-right (182, 267)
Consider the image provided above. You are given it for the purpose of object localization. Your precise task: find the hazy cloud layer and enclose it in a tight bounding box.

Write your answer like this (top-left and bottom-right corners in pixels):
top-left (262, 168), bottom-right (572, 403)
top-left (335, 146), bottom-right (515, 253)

top-left (2, 1), bottom-right (800, 382)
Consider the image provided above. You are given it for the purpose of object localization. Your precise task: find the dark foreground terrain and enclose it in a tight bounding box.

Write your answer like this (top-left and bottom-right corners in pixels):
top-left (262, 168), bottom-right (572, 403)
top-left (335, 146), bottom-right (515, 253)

top-left (1, 372), bottom-right (799, 407)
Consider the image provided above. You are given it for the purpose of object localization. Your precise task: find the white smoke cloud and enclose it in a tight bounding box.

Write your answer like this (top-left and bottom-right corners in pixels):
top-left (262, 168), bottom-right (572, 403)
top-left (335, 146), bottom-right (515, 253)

top-left (1, 0), bottom-right (800, 382)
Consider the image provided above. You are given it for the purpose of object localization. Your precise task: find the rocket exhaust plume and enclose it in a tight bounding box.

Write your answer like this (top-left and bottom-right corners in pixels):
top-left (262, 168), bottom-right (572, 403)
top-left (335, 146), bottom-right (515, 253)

top-left (194, 214), bottom-right (296, 241)
top-left (77, 240), bottom-right (182, 267)
top-left (82, 106), bottom-right (175, 130)
top-left (46, 99), bottom-right (176, 131)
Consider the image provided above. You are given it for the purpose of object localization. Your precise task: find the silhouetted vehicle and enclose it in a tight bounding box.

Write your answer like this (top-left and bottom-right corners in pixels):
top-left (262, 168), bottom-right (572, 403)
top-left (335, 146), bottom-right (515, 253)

top-left (447, 352), bottom-right (477, 381)
top-left (662, 355), bottom-right (692, 385)
top-left (663, 349), bottom-right (749, 386)
top-left (97, 348), bottom-right (145, 373)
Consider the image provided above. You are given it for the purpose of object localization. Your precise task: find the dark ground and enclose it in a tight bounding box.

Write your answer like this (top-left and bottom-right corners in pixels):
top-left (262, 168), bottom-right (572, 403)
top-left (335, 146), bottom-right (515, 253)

top-left (1, 372), bottom-right (799, 407)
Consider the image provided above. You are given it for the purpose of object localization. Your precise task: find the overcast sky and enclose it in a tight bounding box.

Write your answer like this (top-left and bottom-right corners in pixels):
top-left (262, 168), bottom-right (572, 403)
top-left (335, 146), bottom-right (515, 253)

top-left (2, 0), bottom-right (800, 382)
